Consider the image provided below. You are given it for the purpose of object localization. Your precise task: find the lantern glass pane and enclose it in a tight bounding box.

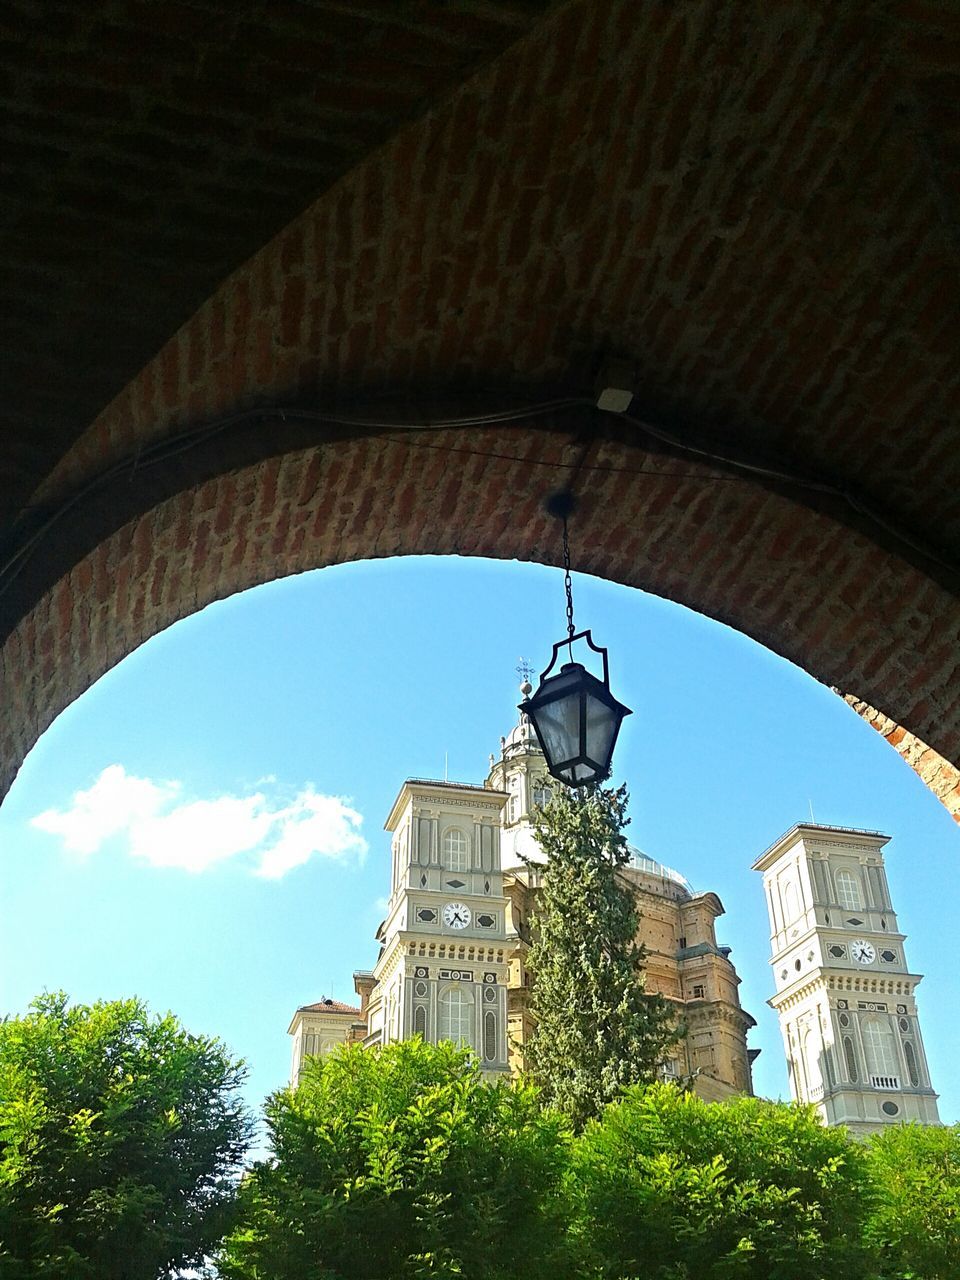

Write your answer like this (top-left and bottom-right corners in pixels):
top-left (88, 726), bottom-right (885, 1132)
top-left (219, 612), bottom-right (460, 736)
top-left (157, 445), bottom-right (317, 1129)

top-left (583, 690), bottom-right (621, 772)
top-left (529, 692), bottom-right (582, 770)
top-left (570, 760), bottom-right (598, 784)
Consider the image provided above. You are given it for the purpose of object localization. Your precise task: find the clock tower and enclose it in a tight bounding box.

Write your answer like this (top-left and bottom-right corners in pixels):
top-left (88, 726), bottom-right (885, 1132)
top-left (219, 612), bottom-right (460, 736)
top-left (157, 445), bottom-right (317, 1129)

top-left (754, 823), bottom-right (939, 1134)
top-left (361, 777), bottom-right (511, 1075)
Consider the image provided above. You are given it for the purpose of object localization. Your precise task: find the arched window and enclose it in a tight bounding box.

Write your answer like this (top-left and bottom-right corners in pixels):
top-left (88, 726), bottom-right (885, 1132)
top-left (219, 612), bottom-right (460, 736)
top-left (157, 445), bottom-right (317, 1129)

top-left (783, 880), bottom-right (799, 923)
top-left (442, 828), bottom-right (468, 872)
top-left (862, 1016), bottom-right (898, 1079)
top-left (413, 1004), bottom-right (427, 1039)
top-left (508, 777), bottom-right (520, 824)
top-left (843, 1036), bottom-right (859, 1083)
top-left (802, 1026), bottom-right (822, 1093)
top-left (438, 987), bottom-right (473, 1047)
top-left (903, 1039), bottom-right (921, 1088)
top-left (532, 777), bottom-right (551, 808)
top-left (835, 869), bottom-right (862, 910)
top-left (483, 1011), bottom-right (498, 1062)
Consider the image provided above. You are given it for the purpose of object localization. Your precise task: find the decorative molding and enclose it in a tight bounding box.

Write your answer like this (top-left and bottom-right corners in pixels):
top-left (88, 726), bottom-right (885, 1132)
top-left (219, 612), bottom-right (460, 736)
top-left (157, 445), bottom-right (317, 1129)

top-left (413, 797), bottom-right (503, 813)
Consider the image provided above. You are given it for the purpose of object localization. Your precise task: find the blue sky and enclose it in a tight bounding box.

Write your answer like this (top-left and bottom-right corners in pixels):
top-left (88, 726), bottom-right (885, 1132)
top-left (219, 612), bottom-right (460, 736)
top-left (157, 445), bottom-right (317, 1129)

top-left (1, 555), bottom-right (956, 1124)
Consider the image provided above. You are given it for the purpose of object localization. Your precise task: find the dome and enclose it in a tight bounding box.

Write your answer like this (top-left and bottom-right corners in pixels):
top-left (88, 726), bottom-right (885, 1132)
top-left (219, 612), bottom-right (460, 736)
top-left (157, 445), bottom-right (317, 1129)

top-left (626, 846), bottom-right (694, 894)
top-left (502, 711), bottom-right (541, 754)
top-left (501, 828), bottom-right (694, 891)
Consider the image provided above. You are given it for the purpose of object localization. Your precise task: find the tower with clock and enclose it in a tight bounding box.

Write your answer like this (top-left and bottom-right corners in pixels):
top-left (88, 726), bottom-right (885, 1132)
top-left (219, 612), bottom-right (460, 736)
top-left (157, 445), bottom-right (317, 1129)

top-left (754, 823), bottom-right (940, 1134)
top-left (358, 776), bottom-right (511, 1074)
top-left (289, 693), bottom-right (758, 1097)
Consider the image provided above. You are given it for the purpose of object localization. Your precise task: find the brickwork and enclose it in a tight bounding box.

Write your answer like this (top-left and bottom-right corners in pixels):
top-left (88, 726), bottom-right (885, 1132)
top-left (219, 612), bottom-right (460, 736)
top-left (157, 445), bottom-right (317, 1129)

top-left (0, 0), bottom-right (557, 524)
top-left (843, 696), bottom-right (960, 819)
top-left (2, 0), bottom-right (960, 813)
top-left (3, 428), bottom-right (960, 820)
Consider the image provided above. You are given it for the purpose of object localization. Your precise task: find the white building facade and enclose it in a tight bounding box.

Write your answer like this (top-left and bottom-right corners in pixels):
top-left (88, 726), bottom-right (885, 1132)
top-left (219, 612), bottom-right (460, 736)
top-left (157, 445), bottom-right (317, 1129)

top-left (289, 699), bottom-right (756, 1098)
top-left (360, 777), bottom-right (511, 1076)
top-left (754, 823), bottom-right (939, 1134)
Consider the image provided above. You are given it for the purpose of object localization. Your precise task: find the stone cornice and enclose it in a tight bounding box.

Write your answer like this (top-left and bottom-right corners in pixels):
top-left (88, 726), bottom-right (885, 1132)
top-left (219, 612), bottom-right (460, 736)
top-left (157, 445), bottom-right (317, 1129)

top-left (770, 970), bottom-right (920, 1014)
top-left (684, 1000), bottom-right (756, 1031)
top-left (752, 824), bottom-right (889, 872)
top-left (384, 780), bottom-right (507, 829)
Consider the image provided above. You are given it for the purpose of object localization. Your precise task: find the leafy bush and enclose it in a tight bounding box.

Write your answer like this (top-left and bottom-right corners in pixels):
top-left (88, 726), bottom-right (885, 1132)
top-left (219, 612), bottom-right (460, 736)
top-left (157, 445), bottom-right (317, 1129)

top-left (864, 1121), bottom-right (960, 1279)
top-left (218, 1038), bottom-right (571, 1280)
top-left (0, 992), bottom-right (250, 1279)
top-left (569, 1083), bottom-right (875, 1279)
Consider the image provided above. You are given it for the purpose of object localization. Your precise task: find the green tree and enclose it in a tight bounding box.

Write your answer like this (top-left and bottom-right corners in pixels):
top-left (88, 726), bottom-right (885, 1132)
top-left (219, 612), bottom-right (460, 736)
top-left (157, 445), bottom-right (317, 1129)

top-left (524, 782), bottom-right (678, 1129)
top-left (0, 991), bottom-right (251, 1279)
top-left (864, 1121), bottom-right (960, 1279)
top-left (218, 1037), bottom-right (571, 1280)
top-left (570, 1082), bottom-right (875, 1279)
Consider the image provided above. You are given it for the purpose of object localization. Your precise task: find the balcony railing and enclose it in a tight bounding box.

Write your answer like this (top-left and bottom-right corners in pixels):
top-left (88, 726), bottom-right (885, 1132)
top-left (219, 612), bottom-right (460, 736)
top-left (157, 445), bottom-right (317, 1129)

top-left (871, 1074), bottom-right (900, 1090)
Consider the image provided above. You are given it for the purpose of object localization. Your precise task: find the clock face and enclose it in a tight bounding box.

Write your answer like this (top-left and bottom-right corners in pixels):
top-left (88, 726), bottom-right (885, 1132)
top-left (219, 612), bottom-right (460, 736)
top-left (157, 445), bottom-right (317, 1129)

top-left (443, 902), bottom-right (472, 930)
top-left (851, 939), bottom-right (876, 964)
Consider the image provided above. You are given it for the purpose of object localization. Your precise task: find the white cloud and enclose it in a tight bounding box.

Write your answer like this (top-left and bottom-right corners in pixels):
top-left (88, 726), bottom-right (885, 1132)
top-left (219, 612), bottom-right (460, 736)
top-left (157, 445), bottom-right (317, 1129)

top-left (255, 791), bottom-right (367, 880)
top-left (32, 764), bottom-right (179, 854)
top-left (31, 766), bottom-right (367, 878)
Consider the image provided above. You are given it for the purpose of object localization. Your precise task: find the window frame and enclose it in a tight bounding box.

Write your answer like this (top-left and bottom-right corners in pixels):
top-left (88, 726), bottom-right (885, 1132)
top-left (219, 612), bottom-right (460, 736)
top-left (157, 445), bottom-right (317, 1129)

top-left (862, 1014), bottom-right (899, 1078)
top-left (442, 826), bottom-right (469, 872)
top-left (835, 869), bottom-right (863, 910)
top-left (438, 984), bottom-right (474, 1048)
top-left (531, 777), bottom-right (551, 808)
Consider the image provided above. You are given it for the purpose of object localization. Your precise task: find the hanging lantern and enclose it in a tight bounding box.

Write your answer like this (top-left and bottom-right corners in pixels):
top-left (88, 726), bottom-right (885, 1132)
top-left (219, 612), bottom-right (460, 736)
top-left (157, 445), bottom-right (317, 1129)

top-left (520, 631), bottom-right (631, 786)
top-left (520, 492), bottom-right (632, 786)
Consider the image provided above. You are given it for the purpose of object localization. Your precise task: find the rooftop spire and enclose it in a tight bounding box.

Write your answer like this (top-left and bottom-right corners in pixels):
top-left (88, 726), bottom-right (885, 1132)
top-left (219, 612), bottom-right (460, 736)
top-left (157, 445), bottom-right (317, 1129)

top-left (516, 657), bottom-right (534, 700)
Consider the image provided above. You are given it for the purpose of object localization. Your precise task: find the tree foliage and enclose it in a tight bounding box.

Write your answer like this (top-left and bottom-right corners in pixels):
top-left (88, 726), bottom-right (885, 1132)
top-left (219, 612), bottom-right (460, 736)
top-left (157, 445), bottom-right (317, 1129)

top-left (0, 991), bottom-right (251, 1280)
top-left (218, 1037), bottom-right (571, 1280)
top-left (864, 1121), bottom-right (960, 1279)
top-left (570, 1083), bottom-right (876, 1279)
top-left (524, 782), bottom-right (678, 1129)
top-left (218, 1041), bottom-right (942, 1280)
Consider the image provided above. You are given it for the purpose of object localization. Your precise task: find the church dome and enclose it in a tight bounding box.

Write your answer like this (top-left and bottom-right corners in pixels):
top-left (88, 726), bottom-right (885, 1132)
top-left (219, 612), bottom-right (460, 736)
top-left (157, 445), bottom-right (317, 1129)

top-left (625, 846), bottom-right (694, 895)
top-left (502, 712), bottom-right (540, 753)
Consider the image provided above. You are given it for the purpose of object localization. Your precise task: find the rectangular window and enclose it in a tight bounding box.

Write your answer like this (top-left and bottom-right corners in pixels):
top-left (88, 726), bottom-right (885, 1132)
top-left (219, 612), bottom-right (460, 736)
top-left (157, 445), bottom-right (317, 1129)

top-left (692, 984), bottom-right (705, 999)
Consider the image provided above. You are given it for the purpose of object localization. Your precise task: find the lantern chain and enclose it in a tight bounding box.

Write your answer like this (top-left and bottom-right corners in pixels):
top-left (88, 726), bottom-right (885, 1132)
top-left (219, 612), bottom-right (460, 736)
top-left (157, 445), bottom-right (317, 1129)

top-left (562, 514), bottom-right (575, 641)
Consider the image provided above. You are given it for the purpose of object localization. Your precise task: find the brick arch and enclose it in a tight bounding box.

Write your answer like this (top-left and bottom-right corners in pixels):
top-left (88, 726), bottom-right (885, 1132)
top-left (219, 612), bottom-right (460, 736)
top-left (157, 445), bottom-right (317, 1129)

top-left (3, 424), bottom-right (959, 817)
top-left (2, 0), bottom-right (959, 812)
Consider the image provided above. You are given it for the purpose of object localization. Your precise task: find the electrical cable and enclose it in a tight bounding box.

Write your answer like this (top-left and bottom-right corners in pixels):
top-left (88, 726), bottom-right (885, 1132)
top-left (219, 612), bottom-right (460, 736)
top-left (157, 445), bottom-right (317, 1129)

top-left (617, 411), bottom-right (838, 495)
top-left (0, 398), bottom-right (592, 595)
top-left (382, 433), bottom-right (750, 480)
top-left (616, 409), bottom-right (958, 575)
top-left (0, 394), bottom-right (956, 601)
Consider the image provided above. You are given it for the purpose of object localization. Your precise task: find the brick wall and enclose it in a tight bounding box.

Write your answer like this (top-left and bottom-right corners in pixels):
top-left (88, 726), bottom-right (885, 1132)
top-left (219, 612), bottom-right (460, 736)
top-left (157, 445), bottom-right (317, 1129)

top-left (842, 695), bottom-right (960, 818)
top-left (3, 428), bottom-right (959, 819)
top-left (2, 0), bottom-right (959, 813)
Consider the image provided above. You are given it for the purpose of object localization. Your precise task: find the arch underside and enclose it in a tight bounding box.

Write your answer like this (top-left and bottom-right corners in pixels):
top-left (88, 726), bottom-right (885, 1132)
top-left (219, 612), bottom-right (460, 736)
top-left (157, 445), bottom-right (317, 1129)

top-left (2, 423), bottom-right (958, 817)
top-left (2, 0), bottom-right (959, 814)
